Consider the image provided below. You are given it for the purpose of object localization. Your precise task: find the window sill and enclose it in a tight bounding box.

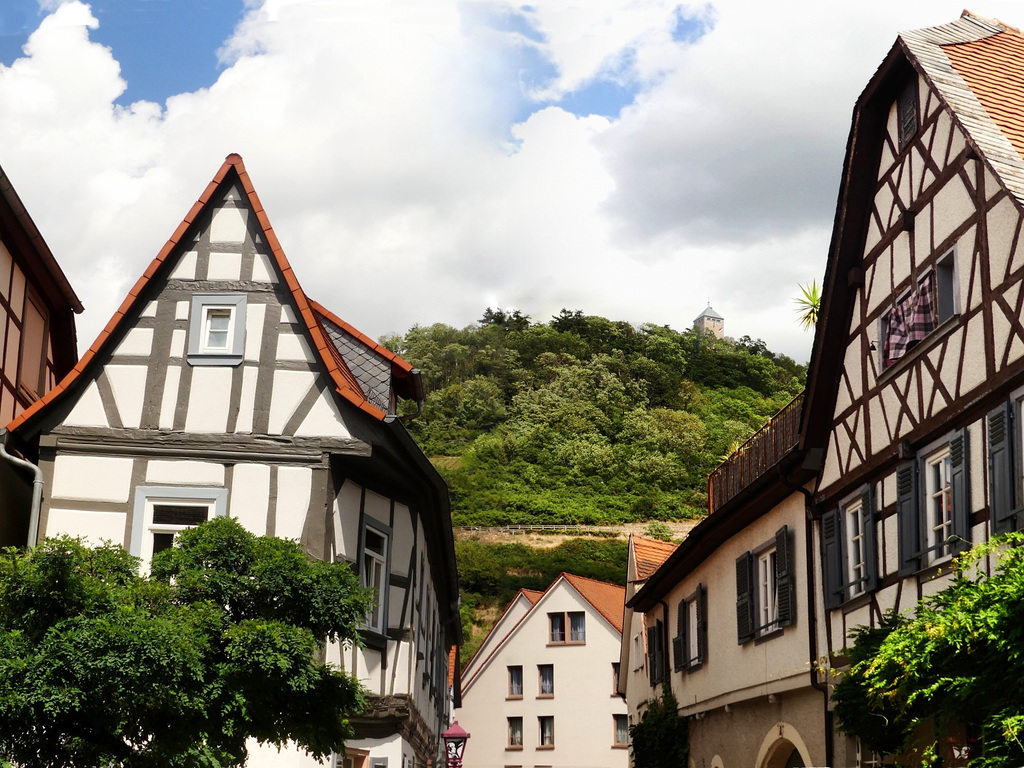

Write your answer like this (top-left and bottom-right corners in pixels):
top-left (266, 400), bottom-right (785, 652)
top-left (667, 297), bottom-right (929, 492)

top-left (613, 745), bottom-right (629, 750)
top-left (753, 626), bottom-right (786, 646)
top-left (505, 746), bottom-right (523, 752)
top-left (358, 628), bottom-right (387, 651)
top-left (837, 589), bottom-right (872, 612)
top-left (506, 695), bottom-right (523, 701)
top-left (877, 314), bottom-right (960, 384)
top-left (537, 746), bottom-right (555, 751)
top-left (187, 352), bottom-right (244, 367)
top-left (546, 641), bottom-right (585, 647)
top-left (537, 694), bottom-right (554, 699)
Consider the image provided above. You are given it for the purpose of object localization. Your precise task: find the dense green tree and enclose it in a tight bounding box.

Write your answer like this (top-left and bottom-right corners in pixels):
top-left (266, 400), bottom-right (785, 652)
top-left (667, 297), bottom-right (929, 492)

top-left (629, 687), bottom-right (689, 768)
top-left (0, 519), bottom-right (371, 767)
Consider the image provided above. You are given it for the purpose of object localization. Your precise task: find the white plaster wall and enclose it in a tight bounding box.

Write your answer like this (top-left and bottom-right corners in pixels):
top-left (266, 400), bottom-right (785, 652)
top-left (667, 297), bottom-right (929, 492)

top-left (334, 480), bottom-right (362, 561)
top-left (170, 251), bottom-right (197, 280)
top-left (64, 381), bottom-right (109, 428)
top-left (51, 455), bottom-right (134, 503)
top-left (252, 253), bottom-right (277, 283)
top-left (230, 463), bottom-right (271, 535)
top-left (106, 365), bottom-right (149, 429)
top-left (114, 328), bottom-right (154, 357)
top-left (185, 367), bottom-right (234, 433)
top-left (210, 207), bottom-right (248, 243)
top-left (146, 460), bottom-right (224, 485)
top-left (45, 508), bottom-right (126, 544)
top-left (170, 329), bottom-right (186, 358)
top-left (245, 302), bottom-right (266, 362)
top-left (159, 367), bottom-right (181, 429)
top-left (208, 251), bottom-right (242, 280)
top-left (391, 502), bottom-right (413, 577)
top-left (460, 581), bottom-right (628, 768)
top-left (294, 390), bottom-right (352, 438)
top-left (364, 489), bottom-right (390, 525)
top-left (235, 366), bottom-right (259, 434)
top-left (276, 334), bottom-right (315, 363)
top-left (268, 370), bottom-right (316, 434)
top-left (275, 466), bottom-right (312, 541)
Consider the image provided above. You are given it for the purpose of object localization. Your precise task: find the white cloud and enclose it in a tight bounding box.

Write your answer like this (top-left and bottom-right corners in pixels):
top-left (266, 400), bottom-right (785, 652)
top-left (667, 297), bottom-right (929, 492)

top-left (3, 0), bottom-right (1023, 367)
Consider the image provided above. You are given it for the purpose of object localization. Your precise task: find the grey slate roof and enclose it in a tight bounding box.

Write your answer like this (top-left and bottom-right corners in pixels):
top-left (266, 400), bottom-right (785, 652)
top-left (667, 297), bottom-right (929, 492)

top-left (319, 313), bottom-right (394, 413)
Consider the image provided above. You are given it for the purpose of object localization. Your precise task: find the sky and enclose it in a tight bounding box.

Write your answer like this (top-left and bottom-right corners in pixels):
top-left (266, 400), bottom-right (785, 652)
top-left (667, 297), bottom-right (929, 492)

top-left (2, 1), bottom-right (1024, 363)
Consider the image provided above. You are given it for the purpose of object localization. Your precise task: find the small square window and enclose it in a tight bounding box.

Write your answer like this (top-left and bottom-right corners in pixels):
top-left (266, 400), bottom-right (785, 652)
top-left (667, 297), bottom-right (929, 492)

top-left (187, 293), bottom-right (246, 366)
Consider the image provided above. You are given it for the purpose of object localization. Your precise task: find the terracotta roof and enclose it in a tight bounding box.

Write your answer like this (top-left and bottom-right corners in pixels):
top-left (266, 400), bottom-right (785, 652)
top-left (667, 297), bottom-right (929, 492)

top-left (632, 535), bottom-right (679, 580)
top-left (562, 573), bottom-right (625, 634)
top-left (521, 588), bottom-right (544, 605)
top-left (6, 154), bottom-right (413, 434)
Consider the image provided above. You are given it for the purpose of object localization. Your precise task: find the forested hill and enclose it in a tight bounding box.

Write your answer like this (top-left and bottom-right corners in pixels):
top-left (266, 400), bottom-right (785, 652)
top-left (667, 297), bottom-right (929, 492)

top-left (384, 309), bottom-right (805, 526)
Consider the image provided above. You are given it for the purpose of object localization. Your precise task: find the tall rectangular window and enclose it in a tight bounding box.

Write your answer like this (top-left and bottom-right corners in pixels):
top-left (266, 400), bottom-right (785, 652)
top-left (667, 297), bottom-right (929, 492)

top-left (548, 613), bottom-right (565, 643)
top-left (18, 294), bottom-right (47, 399)
top-left (507, 666), bottom-right (523, 698)
top-left (538, 716), bottom-right (554, 747)
top-left (360, 521), bottom-right (391, 634)
top-left (925, 445), bottom-right (954, 562)
top-left (202, 306), bottom-right (233, 351)
top-left (757, 548), bottom-right (779, 634)
top-left (538, 664), bottom-right (554, 696)
top-left (569, 612), bottom-right (586, 642)
top-left (507, 717), bottom-right (523, 749)
top-left (614, 715), bottom-right (629, 746)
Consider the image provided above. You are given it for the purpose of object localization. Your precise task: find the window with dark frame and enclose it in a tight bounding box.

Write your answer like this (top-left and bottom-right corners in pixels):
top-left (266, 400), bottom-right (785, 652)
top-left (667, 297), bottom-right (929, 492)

top-left (507, 666), bottom-right (523, 698)
top-left (896, 430), bottom-right (970, 576)
top-left (880, 248), bottom-right (957, 370)
top-left (736, 526), bottom-right (794, 643)
top-left (671, 585), bottom-right (707, 671)
top-left (548, 612), bottom-right (585, 644)
top-left (538, 664), bottom-right (554, 696)
top-left (360, 521), bottom-right (391, 634)
top-left (823, 487), bottom-right (878, 609)
top-left (538, 716), bottom-right (554, 747)
top-left (614, 714), bottom-right (629, 746)
top-left (897, 78), bottom-right (918, 150)
top-left (548, 613), bottom-right (565, 643)
top-left (507, 717), bottom-right (523, 749)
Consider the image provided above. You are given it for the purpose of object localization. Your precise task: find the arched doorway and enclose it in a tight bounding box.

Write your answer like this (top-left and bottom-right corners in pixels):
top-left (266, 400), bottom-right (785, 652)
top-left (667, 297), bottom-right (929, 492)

top-left (755, 723), bottom-right (812, 768)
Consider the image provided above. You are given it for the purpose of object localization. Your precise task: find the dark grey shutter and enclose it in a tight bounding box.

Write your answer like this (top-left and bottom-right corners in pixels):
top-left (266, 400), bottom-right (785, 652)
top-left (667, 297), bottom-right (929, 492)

top-left (989, 403), bottom-right (1016, 534)
top-left (775, 525), bottom-right (794, 627)
top-left (897, 461), bottom-right (920, 575)
top-left (655, 620), bottom-right (665, 684)
top-left (736, 552), bottom-right (754, 643)
top-left (950, 428), bottom-right (970, 553)
top-left (861, 486), bottom-right (879, 593)
top-left (647, 625), bottom-right (658, 687)
top-left (822, 508), bottom-right (844, 609)
top-left (672, 601), bottom-right (684, 672)
top-left (696, 584), bottom-right (708, 664)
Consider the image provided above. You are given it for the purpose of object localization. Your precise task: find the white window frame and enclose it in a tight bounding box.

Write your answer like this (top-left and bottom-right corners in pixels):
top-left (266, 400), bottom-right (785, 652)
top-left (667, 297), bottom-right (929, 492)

top-left (360, 518), bottom-right (392, 635)
top-left (844, 496), bottom-right (867, 599)
top-left (757, 546), bottom-right (779, 636)
top-left (187, 293), bottom-right (246, 366)
top-left (130, 486), bottom-right (228, 571)
top-left (924, 443), bottom-right (954, 565)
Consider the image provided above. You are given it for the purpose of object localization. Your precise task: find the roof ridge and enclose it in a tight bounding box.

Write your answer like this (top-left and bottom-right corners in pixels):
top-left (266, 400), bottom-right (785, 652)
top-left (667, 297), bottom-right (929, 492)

top-left (960, 9), bottom-right (1019, 35)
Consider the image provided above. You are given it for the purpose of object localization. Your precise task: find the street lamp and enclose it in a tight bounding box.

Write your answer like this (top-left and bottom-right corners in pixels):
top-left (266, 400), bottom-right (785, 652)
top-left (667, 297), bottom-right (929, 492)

top-left (441, 721), bottom-right (471, 768)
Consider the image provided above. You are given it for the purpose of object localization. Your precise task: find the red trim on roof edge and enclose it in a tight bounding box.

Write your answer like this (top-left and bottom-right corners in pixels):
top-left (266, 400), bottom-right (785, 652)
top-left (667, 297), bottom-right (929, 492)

top-left (7, 153), bottom-right (388, 433)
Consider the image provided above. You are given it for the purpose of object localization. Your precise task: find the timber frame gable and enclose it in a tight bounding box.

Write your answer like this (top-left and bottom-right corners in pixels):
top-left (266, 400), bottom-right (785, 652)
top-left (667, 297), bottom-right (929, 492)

top-left (803, 13), bottom-right (1024, 504)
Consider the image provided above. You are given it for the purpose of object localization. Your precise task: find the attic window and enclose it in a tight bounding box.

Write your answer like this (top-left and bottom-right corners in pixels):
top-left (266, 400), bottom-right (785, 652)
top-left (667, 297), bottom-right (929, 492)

top-left (880, 247), bottom-right (958, 368)
top-left (897, 79), bottom-right (918, 150)
top-left (187, 293), bottom-right (246, 366)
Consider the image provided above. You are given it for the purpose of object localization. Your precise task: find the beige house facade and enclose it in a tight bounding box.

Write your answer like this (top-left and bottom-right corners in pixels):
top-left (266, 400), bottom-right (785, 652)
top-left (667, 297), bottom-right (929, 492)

top-left (459, 574), bottom-right (629, 768)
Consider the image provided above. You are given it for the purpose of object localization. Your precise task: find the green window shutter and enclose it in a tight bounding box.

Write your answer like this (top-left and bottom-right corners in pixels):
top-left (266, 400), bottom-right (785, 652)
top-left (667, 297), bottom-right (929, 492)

top-left (950, 428), bottom-right (970, 553)
top-left (822, 508), bottom-right (844, 609)
top-left (736, 551), bottom-right (754, 643)
top-left (897, 461), bottom-right (920, 575)
top-left (989, 403), bottom-right (1016, 534)
top-left (775, 525), bottom-right (794, 627)
top-left (861, 485), bottom-right (879, 593)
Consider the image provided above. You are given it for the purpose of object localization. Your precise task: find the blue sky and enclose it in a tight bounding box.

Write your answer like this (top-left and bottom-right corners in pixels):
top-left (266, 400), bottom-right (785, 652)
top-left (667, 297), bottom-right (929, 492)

top-left (0, 0), bottom-right (245, 105)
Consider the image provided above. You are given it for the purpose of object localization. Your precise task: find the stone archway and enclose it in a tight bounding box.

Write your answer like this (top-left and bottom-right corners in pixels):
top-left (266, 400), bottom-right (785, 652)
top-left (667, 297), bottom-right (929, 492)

top-left (754, 722), bottom-right (812, 768)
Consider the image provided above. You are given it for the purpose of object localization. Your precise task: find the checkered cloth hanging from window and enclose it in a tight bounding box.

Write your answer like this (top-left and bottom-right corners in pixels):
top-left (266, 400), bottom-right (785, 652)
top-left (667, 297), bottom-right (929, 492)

top-left (884, 271), bottom-right (936, 366)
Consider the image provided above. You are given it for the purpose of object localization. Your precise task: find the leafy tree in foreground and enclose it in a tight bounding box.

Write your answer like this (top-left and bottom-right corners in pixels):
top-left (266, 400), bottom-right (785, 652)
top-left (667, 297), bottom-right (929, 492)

top-left (833, 534), bottom-right (1024, 768)
top-left (0, 518), bottom-right (371, 768)
top-left (629, 686), bottom-right (688, 768)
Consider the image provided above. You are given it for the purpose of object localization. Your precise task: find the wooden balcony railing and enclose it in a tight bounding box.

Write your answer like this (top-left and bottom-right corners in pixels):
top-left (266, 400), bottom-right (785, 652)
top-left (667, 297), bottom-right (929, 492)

top-left (707, 391), bottom-right (804, 514)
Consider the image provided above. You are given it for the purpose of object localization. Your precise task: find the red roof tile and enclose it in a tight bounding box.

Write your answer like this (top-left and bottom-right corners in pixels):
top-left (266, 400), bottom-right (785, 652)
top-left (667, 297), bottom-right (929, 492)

top-left (632, 535), bottom-right (679, 580)
top-left (562, 573), bottom-right (626, 634)
top-left (6, 154), bottom-right (397, 433)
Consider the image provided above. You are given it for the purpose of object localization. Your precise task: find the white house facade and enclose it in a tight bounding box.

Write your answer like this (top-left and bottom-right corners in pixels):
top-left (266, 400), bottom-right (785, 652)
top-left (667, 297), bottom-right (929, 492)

top-left (4, 155), bottom-right (460, 768)
top-left (459, 574), bottom-right (628, 768)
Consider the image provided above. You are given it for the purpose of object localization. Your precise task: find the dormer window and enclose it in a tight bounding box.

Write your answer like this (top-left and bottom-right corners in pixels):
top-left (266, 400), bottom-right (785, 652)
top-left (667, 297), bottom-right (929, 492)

top-left (897, 79), bottom-right (918, 150)
top-left (880, 247), bottom-right (957, 369)
top-left (187, 293), bottom-right (246, 366)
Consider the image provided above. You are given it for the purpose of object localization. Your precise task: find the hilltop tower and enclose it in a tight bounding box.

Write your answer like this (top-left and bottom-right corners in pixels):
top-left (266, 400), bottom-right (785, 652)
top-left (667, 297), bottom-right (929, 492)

top-left (693, 304), bottom-right (724, 339)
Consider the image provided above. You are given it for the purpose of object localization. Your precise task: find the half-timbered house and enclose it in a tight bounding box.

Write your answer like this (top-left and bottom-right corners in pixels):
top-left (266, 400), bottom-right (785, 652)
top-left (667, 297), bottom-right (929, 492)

top-left (0, 161), bottom-right (81, 548)
top-left (804, 11), bottom-right (1024, 764)
top-left (4, 154), bottom-right (460, 768)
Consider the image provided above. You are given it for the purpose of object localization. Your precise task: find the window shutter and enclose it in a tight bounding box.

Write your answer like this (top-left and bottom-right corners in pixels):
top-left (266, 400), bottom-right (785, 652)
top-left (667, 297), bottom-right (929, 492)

top-left (861, 486), bottom-right (879, 593)
top-left (735, 551), bottom-right (754, 643)
top-left (775, 525), bottom-right (794, 627)
top-left (822, 508), bottom-right (843, 609)
top-left (646, 625), bottom-right (658, 687)
top-left (696, 584), bottom-right (708, 664)
top-left (896, 461), bottom-right (920, 575)
top-left (989, 403), bottom-right (1016, 534)
top-left (655, 620), bottom-right (665, 684)
top-left (672, 601), bottom-right (684, 672)
top-left (950, 428), bottom-right (970, 553)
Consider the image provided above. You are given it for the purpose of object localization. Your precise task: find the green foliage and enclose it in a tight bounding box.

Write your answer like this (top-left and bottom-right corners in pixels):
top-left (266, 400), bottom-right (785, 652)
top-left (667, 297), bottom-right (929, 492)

top-left (794, 281), bottom-right (821, 330)
top-left (644, 522), bottom-right (674, 542)
top-left (394, 310), bottom-right (804, 526)
top-left (629, 687), bottom-right (689, 768)
top-left (833, 534), bottom-right (1024, 767)
top-left (0, 518), bottom-right (372, 767)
